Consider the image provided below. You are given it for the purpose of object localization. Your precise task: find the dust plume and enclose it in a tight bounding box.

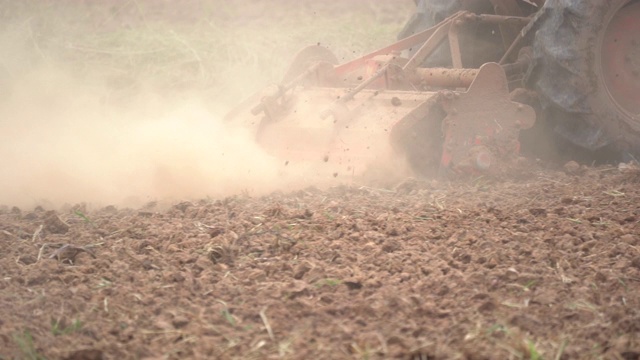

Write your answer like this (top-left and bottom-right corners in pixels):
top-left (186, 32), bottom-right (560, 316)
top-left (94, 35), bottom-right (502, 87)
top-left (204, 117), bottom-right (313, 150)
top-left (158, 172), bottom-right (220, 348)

top-left (0, 0), bottom-right (414, 209)
top-left (0, 66), bottom-right (290, 208)
top-left (0, 65), bottom-right (409, 209)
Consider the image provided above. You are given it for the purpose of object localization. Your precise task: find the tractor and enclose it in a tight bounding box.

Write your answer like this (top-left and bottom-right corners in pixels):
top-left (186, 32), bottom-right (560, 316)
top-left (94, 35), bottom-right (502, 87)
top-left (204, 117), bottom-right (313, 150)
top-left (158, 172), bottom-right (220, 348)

top-left (227, 0), bottom-right (640, 177)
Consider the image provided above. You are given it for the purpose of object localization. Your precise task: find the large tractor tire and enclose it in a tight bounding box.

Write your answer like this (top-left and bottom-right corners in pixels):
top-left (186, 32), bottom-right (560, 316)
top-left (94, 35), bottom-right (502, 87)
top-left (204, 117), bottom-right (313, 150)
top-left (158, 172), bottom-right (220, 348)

top-left (533, 0), bottom-right (640, 156)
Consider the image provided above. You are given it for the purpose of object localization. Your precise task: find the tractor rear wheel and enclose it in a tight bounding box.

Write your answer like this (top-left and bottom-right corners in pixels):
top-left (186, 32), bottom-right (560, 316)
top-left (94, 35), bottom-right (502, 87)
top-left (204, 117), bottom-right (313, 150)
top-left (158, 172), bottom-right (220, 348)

top-left (533, 0), bottom-right (640, 156)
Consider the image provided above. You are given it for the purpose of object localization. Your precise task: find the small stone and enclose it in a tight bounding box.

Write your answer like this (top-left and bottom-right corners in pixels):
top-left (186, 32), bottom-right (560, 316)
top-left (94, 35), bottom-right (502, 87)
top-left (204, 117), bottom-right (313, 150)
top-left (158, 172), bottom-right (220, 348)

top-left (386, 227), bottom-right (400, 237)
top-left (171, 316), bottom-right (190, 329)
top-left (49, 245), bottom-right (96, 264)
top-left (64, 348), bottom-right (104, 360)
top-left (247, 269), bottom-right (266, 282)
top-left (293, 262), bottom-right (312, 280)
top-left (563, 160), bottom-right (580, 174)
top-left (504, 268), bottom-right (519, 281)
top-left (620, 234), bottom-right (639, 246)
top-left (381, 239), bottom-right (400, 252)
top-left (44, 211), bottom-right (70, 234)
top-left (288, 279), bottom-right (308, 293)
top-left (23, 212), bottom-right (39, 220)
top-left (478, 300), bottom-right (496, 313)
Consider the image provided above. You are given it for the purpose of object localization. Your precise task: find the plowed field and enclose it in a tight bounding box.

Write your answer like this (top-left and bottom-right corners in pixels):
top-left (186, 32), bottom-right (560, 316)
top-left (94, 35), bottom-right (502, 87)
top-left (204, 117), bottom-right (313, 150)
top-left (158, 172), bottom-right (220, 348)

top-left (1, 1), bottom-right (640, 359)
top-left (2, 164), bottom-right (640, 359)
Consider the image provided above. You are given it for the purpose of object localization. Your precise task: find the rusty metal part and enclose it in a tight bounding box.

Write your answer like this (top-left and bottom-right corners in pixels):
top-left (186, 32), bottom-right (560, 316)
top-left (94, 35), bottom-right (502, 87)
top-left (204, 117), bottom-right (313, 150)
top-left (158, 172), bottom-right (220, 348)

top-left (448, 17), bottom-right (464, 69)
top-left (225, 46), bottom-right (338, 123)
top-left (412, 56), bottom-right (530, 89)
top-left (403, 17), bottom-right (454, 73)
top-left (414, 67), bottom-right (478, 88)
top-left (227, 4), bottom-right (551, 178)
top-left (395, 10), bottom-right (530, 72)
top-left (365, 55), bottom-right (409, 89)
top-left (452, 10), bottom-right (532, 66)
top-left (335, 12), bottom-right (463, 75)
top-left (282, 45), bottom-right (338, 83)
top-left (490, 0), bottom-right (524, 49)
top-left (328, 61), bottom-right (528, 107)
top-left (320, 63), bottom-right (391, 120)
top-left (501, 47), bottom-right (532, 77)
top-left (498, 7), bottom-right (545, 64)
top-left (251, 61), bottom-right (336, 117)
top-left (438, 62), bottom-right (535, 174)
top-left (601, 0), bottom-right (640, 119)
top-left (458, 12), bottom-right (531, 26)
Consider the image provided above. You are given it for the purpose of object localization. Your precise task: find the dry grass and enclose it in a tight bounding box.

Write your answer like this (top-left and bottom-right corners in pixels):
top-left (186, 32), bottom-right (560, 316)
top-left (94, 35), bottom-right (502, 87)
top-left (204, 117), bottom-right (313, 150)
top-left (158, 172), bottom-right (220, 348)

top-left (0, 0), bottom-right (414, 110)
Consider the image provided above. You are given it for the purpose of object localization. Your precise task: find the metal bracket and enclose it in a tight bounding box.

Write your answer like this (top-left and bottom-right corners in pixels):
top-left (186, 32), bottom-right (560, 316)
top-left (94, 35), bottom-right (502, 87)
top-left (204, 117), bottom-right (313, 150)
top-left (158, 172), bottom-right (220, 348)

top-left (439, 62), bottom-right (535, 174)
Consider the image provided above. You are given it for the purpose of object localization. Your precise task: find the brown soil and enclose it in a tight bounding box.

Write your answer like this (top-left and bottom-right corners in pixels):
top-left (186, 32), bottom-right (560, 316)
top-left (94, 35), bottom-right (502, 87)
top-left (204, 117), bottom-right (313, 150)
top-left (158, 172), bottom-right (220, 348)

top-left (1, 163), bottom-right (639, 360)
top-left (2, 1), bottom-right (640, 359)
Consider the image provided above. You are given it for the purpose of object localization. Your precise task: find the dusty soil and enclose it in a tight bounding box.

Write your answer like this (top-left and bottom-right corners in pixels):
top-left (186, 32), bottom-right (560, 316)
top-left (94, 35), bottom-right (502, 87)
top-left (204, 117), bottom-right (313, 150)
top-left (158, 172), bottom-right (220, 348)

top-left (2, 1), bottom-right (640, 359)
top-left (1, 162), bottom-right (640, 360)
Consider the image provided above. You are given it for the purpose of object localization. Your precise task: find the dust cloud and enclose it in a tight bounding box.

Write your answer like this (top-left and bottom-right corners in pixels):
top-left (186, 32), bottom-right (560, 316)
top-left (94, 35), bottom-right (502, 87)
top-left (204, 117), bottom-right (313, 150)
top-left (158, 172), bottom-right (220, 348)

top-left (0, 66), bottom-right (296, 209)
top-left (0, 1), bottom-right (415, 209)
top-left (0, 65), bottom-right (409, 209)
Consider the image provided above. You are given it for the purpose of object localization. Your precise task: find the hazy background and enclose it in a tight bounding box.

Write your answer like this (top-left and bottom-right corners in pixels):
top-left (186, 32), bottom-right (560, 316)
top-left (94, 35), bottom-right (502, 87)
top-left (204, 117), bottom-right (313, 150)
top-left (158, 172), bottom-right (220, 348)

top-left (0, 0), bottom-right (414, 208)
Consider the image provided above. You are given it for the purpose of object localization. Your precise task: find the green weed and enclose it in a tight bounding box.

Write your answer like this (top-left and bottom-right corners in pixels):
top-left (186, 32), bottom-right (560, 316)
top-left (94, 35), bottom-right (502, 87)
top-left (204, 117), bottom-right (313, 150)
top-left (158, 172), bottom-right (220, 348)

top-left (73, 210), bottom-right (95, 226)
top-left (486, 323), bottom-right (509, 336)
top-left (50, 318), bottom-right (83, 336)
top-left (351, 343), bottom-right (375, 360)
top-left (527, 340), bottom-right (541, 360)
top-left (12, 330), bottom-right (46, 360)
top-left (221, 309), bottom-right (236, 327)
top-left (522, 280), bottom-right (538, 291)
top-left (0, 1), bottom-right (411, 109)
top-left (554, 339), bottom-right (568, 360)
